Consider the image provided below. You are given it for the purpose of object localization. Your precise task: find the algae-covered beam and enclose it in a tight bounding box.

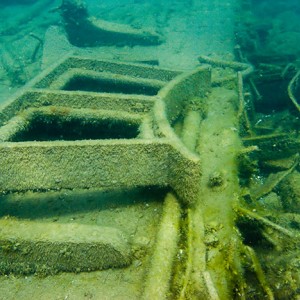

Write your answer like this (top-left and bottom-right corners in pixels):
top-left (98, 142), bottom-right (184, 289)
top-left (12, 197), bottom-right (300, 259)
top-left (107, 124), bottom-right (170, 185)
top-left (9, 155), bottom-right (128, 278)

top-left (245, 246), bottom-right (274, 300)
top-left (60, 0), bottom-right (164, 47)
top-left (142, 193), bottom-right (181, 300)
top-left (236, 206), bottom-right (297, 239)
top-left (194, 87), bottom-right (245, 299)
top-left (243, 133), bottom-right (300, 160)
top-left (250, 154), bottom-right (299, 200)
top-left (0, 218), bottom-right (131, 275)
top-left (0, 139), bottom-right (200, 205)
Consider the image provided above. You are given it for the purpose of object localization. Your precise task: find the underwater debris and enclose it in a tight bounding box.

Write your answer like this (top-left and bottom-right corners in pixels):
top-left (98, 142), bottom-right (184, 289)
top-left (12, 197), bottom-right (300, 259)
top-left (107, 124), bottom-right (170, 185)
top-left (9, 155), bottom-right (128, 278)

top-left (1, 50), bottom-right (300, 298)
top-left (29, 33), bottom-right (44, 63)
top-left (0, 218), bottom-right (131, 275)
top-left (142, 193), bottom-right (181, 300)
top-left (198, 55), bottom-right (254, 86)
top-left (250, 153), bottom-right (299, 200)
top-left (235, 44), bottom-right (263, 102)
top-left (236, 203), bottom-right (300, 297)
top-left (262, 155), bottom-right (297, 171)
top-left (236, 206), bottom-right (297, 239)
top-left (243, 133), bottom-right (300, 160)
top-left (0, 56), bottom-right (207, 205)
top-left (288, 69), bottom-right (300, 112)
top-left (244, 245), bottom-right (274, 300)
top-left (278, 170), bottom-right (300, 213)
top-left (0, 44), bottom-right (28, 86)
top-left (237, 71), bottom-right (254, 137)
top-left (60, 0), bottom-right (164, 47)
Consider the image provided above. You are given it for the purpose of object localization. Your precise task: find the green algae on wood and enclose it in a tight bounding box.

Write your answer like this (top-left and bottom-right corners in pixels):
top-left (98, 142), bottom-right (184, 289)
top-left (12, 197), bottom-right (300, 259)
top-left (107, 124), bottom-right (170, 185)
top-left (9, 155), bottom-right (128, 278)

top-left (0, 218), bottom-right (131, 275)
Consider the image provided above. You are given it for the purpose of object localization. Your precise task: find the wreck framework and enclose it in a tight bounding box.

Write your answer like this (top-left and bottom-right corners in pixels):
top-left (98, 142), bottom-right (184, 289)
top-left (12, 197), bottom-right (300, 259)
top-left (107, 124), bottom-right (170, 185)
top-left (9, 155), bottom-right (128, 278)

top-left (0, 55), bottom-right (299, 299)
